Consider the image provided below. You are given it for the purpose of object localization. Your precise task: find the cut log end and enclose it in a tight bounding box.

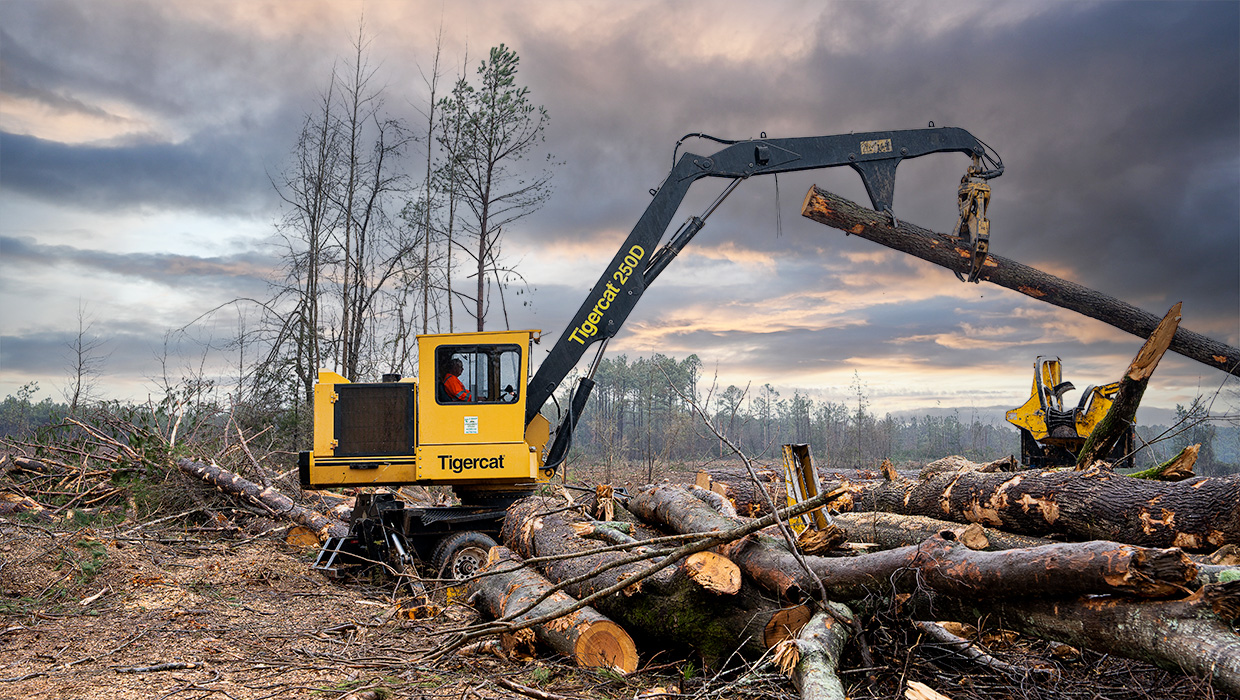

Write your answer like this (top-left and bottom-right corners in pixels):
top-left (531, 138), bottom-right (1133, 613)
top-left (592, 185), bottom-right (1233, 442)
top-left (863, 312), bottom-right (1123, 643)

top-left (575, 619), bottom-right (639, 674)
top-left (684, 551), bottom-right (742, 595)
top-left (763, 604), bottom-right (814, 648)
top-left (956, 523), bottom-right (990, 551)
top-left (797, 525), bottom-right (846, 555)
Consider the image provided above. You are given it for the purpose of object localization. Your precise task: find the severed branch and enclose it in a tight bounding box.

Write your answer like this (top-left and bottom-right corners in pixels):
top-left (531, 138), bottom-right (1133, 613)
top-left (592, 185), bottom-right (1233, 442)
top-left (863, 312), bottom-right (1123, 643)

top-left (1129, 443), bottom-right (1199, 481)
top-left (800, 185), bottom-right (1240, 377)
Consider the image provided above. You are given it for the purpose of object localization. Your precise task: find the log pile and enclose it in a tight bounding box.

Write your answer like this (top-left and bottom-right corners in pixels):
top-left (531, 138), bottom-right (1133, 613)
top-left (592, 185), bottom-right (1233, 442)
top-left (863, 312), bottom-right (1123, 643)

top-left (467, 481), bottom-right (1239, 698)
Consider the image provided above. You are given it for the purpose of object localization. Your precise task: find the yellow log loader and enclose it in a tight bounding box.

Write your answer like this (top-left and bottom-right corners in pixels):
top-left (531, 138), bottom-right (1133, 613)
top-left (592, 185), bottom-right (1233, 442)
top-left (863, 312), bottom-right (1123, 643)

top-left (299, 126), bottom-right (1003, 580)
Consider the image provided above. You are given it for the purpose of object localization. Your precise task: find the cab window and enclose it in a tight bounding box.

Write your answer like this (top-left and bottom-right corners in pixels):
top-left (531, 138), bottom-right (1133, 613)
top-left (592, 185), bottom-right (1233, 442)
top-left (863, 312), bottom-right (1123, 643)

top-left (435, 345), bottom-right (521, 405)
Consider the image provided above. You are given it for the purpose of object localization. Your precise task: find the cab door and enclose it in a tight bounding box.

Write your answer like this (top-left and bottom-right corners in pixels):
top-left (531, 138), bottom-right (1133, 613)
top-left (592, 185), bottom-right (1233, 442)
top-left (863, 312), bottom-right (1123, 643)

top-left (416, 330), bottom-right (535, 482)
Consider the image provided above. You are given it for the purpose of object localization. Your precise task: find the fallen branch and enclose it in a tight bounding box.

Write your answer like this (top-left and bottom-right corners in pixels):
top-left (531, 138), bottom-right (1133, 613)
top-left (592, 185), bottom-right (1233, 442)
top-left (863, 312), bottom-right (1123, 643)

top-left (176, 457), bottom-right (347, 540)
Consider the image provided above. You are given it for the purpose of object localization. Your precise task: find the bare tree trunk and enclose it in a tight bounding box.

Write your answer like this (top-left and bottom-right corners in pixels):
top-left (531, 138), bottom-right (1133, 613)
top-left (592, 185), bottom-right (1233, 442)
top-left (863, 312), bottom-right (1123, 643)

top-left (176, 457), bottom-right (347, 540)
top-left (800, 186), bottom-right (1240, 376)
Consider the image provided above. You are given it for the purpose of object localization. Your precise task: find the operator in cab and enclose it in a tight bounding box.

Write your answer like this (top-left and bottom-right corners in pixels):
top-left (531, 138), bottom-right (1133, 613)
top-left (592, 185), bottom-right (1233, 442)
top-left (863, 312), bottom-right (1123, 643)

top-left (442, 358), bottom-right (472, 402)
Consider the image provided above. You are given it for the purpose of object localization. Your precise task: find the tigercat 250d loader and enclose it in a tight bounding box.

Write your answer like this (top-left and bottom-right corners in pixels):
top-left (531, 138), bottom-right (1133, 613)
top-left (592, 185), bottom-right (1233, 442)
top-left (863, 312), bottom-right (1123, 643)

top-left (299, 126), bottom-right (1004, 581)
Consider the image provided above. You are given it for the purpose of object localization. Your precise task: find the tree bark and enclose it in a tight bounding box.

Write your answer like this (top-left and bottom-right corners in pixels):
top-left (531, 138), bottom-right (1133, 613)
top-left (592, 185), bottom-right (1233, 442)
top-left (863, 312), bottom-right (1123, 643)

top-left (906, 580), bottom-right (1240, 696)
top-left (832, 511), bottom-right (1054, 551)
top-left (800, 186), bottom-right (1240, 377)
top-left (1076, 303), bottom-right (1180, 468)
top-left (176, 458), bottom-right (348, 540)
top-left (774, 604), bottom-right (854, 700)
top-left (821, 466), bottom-right (1239, 550)
top-left (469, 546), bottom-right (639, 673)
top-left (501, 496), bottom-right (810, 663)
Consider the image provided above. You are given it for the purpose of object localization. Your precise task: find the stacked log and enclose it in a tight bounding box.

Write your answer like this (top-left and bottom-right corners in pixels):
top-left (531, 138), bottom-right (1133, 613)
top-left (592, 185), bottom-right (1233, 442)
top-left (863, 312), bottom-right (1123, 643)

top-left (468, 546), bottom-right (638, 672)
top-left (820, 467), bottom-right (1240, 550)
top-left (500, 495), bottom-right (811, 664)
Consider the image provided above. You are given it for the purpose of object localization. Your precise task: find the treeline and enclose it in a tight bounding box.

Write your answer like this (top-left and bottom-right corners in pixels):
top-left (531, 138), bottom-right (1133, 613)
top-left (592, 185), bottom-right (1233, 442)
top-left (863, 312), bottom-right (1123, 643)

top-left (567, 354), bottom-right (1018, 478)
top-left (559, 354), bottom-right (1240, 478)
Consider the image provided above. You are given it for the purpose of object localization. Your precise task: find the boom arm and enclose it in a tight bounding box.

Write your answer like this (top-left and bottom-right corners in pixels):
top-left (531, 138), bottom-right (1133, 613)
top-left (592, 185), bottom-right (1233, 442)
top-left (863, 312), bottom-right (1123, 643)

top-left (525, 126), bottom-right (1002, 434)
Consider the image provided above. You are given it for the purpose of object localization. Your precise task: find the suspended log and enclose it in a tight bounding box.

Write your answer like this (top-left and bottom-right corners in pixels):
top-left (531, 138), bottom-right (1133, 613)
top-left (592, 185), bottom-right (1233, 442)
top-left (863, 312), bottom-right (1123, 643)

top-left (501, 496), bottom-right (810, 663)
top-left (774, 603), bottom-right (854, 700)
top-left (907, 580), bottom-right (1240, 696)
top-left (176, 457), bottom-right (347, 540)
top-left (819, 466), bottom-right (1239, 550)
top-left (1076, 304), bottom-right (1180, 468)
top-left (801, 185), bottom-right (1240, 376)
top-left (468, 546), bottom-right (639, 673)
top-left (832, 511), bottom-right (1054, 552)
top-left (628, 485), bottom-right (1196, 601)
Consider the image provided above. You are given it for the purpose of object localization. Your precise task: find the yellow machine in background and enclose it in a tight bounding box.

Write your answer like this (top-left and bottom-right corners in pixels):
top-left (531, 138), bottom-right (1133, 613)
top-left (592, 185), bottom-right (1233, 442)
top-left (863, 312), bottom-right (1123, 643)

top-left (1006, 356), bottom-right (1133, 468)
top-left (781, 444), bottom-right (832, 535)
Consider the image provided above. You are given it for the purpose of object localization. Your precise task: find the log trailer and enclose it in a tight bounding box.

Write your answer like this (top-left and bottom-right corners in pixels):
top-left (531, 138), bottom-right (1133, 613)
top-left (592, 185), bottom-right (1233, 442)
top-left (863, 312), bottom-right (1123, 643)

top-left (298, 126), bottom-right (1004, 580)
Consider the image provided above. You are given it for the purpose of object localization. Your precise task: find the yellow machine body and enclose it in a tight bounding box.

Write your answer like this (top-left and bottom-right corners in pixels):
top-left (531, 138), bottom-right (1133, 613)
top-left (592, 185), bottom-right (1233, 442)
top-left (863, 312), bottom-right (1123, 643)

top-left (1006, 357), bottom-right (1118, 447)
top-left (1006, 356), bottom-right (1130, 468)
top-left (782, 443), bottom-right (832, 535)
top-left (300, 329), bottom-right (553, 489)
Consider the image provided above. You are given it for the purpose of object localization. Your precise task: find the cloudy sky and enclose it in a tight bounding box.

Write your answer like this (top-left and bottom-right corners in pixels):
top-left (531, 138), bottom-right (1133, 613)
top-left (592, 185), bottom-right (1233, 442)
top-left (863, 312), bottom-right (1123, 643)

top-left (1, 0), bottom-right (1237, 420)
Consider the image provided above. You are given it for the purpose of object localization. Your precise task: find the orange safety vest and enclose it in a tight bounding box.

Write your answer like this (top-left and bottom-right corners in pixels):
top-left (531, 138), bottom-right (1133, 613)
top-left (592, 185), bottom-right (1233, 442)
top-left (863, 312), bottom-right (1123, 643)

top-left (443, 374), bottom-right (472, 401)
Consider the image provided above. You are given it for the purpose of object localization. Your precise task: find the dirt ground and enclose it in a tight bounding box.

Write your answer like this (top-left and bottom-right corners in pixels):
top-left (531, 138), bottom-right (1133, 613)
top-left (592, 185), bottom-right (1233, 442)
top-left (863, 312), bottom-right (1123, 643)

top-left (2, 516), bottom-right (805, 700)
